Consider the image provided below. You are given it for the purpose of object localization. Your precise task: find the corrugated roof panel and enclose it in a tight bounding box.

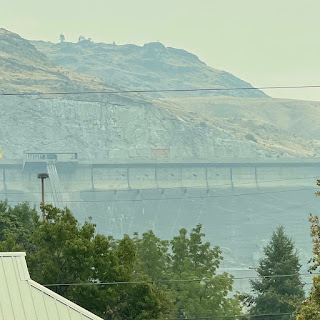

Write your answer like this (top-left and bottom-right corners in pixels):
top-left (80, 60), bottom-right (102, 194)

top-left (0, 253), bottom-right (103, 320)
top-left (16, 255), bottom-right (30, 281)
top-left (56, 299), bottom-right (72, 320)
top-left (2, 256), bottom-right (25, 319)
top-left (0, 258), bottom-right (14, 319)
top-left (19, 282), bottom-right (39, 320)
top-left (69, 309), bottom-right (82, 320)
top-left (42, 288), bottom-right (60, 318)
top-left (30, 284), bottom-right (49, 320)
top-left (0, 302), bottom-right (4, 320)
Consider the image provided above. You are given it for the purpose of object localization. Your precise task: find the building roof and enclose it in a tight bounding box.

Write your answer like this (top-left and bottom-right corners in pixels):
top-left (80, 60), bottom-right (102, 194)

top-left (0, 252), bottom-right (103, 320)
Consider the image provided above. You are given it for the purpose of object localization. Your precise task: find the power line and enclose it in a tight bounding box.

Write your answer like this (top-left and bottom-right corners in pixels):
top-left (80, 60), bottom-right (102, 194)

top-left (149, 313), bottom-right (294, 320)
top-left (44, 279), bottom-right (202, 287)
top-left (2, 187), bottom-right (316, 204)
top-left (43, 272), bottom-right (318, 287)
top-left (0, 175), bottom-right (317, 196)
top-left (2, 85), bottom-right (320, 97)
top-left (233, 273), bottom-right (316, 281)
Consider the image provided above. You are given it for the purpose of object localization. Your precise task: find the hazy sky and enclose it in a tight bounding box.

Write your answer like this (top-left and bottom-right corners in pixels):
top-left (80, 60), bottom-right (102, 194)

top-left (2, 0), bottom-right (320, 101)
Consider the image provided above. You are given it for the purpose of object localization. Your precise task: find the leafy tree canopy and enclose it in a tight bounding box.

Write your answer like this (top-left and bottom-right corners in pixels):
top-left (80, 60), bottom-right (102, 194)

top-left (134, 224), bottom-right (242, 319)
top-left (170, 225), bottom-right (241, 318)
top-left (0, 202), bottom-right (241, 320)
top-left (0, 200), bottom-right (38, 251)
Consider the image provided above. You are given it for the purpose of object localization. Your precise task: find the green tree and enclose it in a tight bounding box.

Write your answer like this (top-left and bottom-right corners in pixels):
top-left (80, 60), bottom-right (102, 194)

top-left (26, 205), bottom-right (95, 296)
top-left (0, 203), bottom-right (241, 319)
top-left (170, 224), bottom-right (241, 318)
top-left (0, 200), bottom-right (38, 251)
top-left (26, 204), bottom-right (169, 319)
top-left (296, 181), bottom-right (320, 319)
top-left (133, 230), bottom-right (170, 280)
top-left (297, 214), bottom-right (320, 320)
top-left (68, 233), bottom-right (170, 320)
top-left (250, 226), bottom-right (304, 320)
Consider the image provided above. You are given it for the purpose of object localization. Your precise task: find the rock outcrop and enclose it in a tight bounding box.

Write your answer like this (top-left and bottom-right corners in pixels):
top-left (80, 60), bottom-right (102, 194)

top-left (32, 39), bottom-right (267, 98)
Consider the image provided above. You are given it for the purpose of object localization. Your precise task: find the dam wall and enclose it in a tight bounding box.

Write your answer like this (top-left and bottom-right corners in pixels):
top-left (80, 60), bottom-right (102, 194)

top-left (0, 159), bottom-right (318, 199)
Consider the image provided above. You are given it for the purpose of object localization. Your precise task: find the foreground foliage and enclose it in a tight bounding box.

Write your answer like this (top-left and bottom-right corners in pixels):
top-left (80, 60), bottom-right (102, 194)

top-left (134, 226), bottom-right (241, 318)
top-left (248, 226), bottom-right (304, 320)
top-left (0, 202), bottom-right (241, 319)
top-left (297, 214), bottom-right (320, 320)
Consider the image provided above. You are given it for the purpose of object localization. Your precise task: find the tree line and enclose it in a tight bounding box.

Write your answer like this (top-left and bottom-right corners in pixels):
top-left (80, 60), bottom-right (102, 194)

top-left (0, 200), bottom-right (320, 319)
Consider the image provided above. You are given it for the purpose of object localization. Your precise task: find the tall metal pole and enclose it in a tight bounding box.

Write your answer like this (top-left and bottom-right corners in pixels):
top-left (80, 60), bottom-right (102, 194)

top-left (41, 177), bottom-right (45, 206)
top-left (38, 173), bottom-right (49, 221)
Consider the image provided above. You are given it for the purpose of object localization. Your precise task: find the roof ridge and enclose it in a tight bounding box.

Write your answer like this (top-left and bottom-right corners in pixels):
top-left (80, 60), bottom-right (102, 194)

top-left (0, 252), bottom-right (103, 319)
top-left (0, 252), bottom-right (26, 257)
top-left (28, 279), bottom-right (103, 319)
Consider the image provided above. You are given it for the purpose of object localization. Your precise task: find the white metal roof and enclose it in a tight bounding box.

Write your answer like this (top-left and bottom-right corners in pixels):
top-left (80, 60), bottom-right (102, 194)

top-left (0, 252), bottom-right (103, 320)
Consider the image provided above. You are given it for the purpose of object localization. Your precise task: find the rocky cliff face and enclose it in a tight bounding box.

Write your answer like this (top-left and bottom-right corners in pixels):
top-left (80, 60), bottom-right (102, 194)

top-left (1, 29), bottom-right (320, 160)
top-left (0, 95), bottom-right (274, 159)
top-left (2, 93), bottom-right (320, 160)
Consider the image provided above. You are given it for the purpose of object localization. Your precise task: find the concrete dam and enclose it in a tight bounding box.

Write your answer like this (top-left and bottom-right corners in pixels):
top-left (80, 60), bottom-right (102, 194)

top-left (2, 153), bottom-right (319, 194)
top-left (0, 153), bottom-right (319, 290)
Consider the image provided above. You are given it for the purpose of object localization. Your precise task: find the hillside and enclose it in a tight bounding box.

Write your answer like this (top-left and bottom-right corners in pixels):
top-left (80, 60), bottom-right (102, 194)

top-left (0, 28), bottom-right (114, 94)
top-left (0, 29), bottom-right (320, 160)
top-left (32, 39), bottom-right (267, 98)
top-left (155, 96), bottom-right (320, 157)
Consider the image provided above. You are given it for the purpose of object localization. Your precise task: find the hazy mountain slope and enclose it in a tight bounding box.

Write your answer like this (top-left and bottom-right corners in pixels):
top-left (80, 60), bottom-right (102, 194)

top-left (1, 29), bottom-right (319, 159)
top-left (29, 36), bottom-right (320, 158)
top-left (156, 96), bottom-right (320, 153)
top-left (0, 95), bottom-right (283, 159)
top-left (32, 39), bottom-right (267, 98)
top-left (1, 93), bottom-right (319, 160)
top-left (154, 97), bottom-right (320, 158)
top-left (0, 29), bottom-right (266, 159)
top-left (0, 28), bottom-right (114, 94)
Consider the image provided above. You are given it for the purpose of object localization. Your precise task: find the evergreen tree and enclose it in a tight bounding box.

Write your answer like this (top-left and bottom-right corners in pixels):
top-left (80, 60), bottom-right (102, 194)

top-left (250, 226), bottom-right (304, 320)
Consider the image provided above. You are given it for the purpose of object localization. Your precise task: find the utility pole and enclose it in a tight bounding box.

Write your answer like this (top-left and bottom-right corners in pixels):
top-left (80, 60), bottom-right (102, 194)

top-left (38, 173), bottom-right (49, 221)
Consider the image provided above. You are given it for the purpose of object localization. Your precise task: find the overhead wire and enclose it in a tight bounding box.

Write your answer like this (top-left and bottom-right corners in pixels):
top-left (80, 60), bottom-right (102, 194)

top-left (147, 313), bottom-right (294, 320)
top-left (1, 186), bottom-right (317, 204)
top-left (0, 175), bottom-right (318, 196)
top-left (43, 272), bottom-right (319, 287)
top-left (2, 85), bottom-right (320, 96)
